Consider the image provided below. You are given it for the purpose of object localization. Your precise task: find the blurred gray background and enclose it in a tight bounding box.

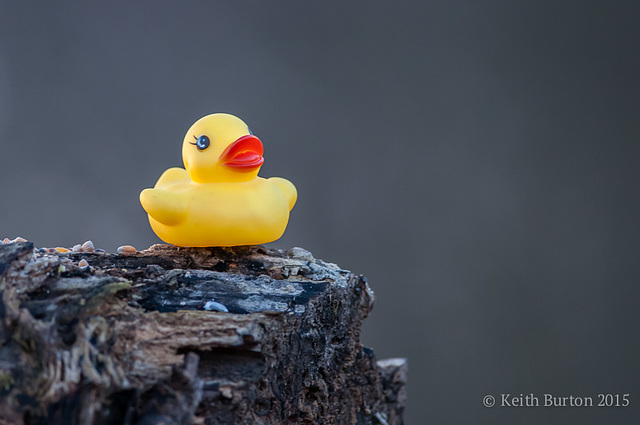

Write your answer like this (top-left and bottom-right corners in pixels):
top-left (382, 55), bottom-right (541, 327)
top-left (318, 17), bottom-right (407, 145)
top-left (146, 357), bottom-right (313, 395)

top-left (1, 1), bottom-right (639, 423)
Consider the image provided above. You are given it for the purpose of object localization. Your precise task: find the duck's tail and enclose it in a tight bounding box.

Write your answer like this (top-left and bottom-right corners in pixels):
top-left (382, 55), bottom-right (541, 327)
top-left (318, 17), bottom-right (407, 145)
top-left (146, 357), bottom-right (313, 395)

top-left (268, 177), bottom-right (297, 211)
top-left (139, 188), bottom-right (188, 225)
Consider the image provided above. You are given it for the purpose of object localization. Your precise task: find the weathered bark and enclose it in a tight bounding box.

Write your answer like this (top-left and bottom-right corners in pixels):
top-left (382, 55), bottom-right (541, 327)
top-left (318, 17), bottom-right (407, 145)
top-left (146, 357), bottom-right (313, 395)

top-left (0, 242), bottom-right (406, 424)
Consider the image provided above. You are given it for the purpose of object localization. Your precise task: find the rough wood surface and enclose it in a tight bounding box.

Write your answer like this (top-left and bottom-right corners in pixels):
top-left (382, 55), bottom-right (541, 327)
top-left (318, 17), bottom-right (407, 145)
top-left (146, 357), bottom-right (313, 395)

top-left (0, 242), bottom-right (407, 425)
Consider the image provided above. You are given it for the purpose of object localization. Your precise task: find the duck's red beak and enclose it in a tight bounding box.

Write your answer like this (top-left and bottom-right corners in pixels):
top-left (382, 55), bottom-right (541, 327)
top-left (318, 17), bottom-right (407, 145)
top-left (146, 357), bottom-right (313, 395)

top-left (218, 135), bottom-right (264, 170)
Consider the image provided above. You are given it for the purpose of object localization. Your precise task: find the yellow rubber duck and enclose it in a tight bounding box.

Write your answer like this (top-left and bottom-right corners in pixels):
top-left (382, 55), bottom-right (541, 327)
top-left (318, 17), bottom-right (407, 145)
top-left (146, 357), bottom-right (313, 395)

top-left (139, 113), bottom-right (297, 247)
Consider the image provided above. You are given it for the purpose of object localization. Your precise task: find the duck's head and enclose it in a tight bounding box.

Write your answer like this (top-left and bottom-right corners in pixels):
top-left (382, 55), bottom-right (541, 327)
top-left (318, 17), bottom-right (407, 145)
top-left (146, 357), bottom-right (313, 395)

top-left (182, 113), bottom-right (264, 183)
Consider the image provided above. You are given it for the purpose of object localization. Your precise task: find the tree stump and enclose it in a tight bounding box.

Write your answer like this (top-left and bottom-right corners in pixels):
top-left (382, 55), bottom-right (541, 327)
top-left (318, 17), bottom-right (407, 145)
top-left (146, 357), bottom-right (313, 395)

top-left (0, 242), bottom-right (406, 424)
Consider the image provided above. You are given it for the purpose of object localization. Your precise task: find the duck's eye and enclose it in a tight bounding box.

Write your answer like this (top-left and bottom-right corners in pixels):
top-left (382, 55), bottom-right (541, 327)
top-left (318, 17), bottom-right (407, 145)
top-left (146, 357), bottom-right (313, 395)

top-left (195, 135), bottom-right (210, 151)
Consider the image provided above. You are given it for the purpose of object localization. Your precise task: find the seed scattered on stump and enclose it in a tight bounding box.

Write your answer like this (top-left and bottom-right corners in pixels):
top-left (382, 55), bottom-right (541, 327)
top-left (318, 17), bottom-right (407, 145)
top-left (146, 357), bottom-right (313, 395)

top-left (78, 259), bottom-right (89, 268)
top-left (117, 245), bottom-right (137, 254)
top-left (2, 237), bottom-right (27, 244)
top-left (81, 241), bottom-right (94, 252)
top-left (203, 300), bottom-right (229, 312)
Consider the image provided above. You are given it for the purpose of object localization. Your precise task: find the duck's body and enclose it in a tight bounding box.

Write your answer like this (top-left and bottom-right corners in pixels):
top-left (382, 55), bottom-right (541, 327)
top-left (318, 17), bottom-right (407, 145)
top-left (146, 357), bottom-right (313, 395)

top-left (139, 114), bottom-right (297, 247)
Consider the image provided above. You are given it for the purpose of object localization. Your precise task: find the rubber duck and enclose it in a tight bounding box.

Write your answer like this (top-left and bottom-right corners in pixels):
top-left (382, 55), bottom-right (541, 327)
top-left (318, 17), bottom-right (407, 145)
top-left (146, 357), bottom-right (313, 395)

top-left (140, 113), bottom-right (297, 246)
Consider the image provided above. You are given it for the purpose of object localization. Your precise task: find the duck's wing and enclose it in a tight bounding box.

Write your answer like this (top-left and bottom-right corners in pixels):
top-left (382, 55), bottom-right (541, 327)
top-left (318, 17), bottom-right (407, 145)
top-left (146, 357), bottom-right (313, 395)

top-left (154, 167), bottom-right (190, 189)
top-left (139, 188), bottom-right (188, 225)
top-left (268, 177), bottom-right (297, 210)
